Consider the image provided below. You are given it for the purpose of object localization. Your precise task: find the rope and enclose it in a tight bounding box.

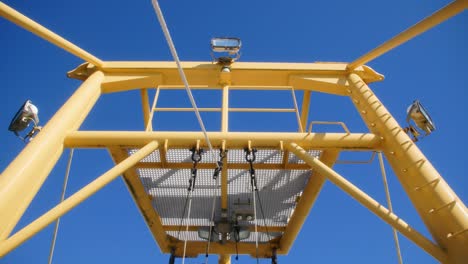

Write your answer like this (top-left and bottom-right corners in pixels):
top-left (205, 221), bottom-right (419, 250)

top-left (290, 87), bottom-right (304, 132)
top-left (151, 0), bottom-right (218, 167)
top-left (47, 148), bottom-right (74, 264)
top-left (378, 152), bottom-right (404, 264)
top-left (204, 177), bottom-right (218, 264)
top-left (182, 194), bottom-right (194, 264)
top-left (252, 185), bottom-right (260, 264)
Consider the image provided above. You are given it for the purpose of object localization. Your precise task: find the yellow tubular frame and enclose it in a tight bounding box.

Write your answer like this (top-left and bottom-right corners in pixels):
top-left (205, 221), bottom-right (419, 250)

top-left (1, 1), bottom-right (467, 263)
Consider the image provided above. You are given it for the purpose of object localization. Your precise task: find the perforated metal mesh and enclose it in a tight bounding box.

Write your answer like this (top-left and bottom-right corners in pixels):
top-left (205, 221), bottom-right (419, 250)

top-left (130, 148), bottom-right (322, 244)
top-left (129, 149), bottom-right (160, 162)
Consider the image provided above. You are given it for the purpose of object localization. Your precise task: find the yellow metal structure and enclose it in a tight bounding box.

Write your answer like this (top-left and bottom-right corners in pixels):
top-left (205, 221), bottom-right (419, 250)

top-left (1, 1), bottom-right (467, 264)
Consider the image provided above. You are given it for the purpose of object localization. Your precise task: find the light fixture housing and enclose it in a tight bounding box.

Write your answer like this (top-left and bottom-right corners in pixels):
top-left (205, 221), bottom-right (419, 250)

top-left (405, 100), bottom-right (436, 141)
top-left (8, 100), bottom-right (41, 141)
top-left (210, 37), bottom-right (242, 63)
top-left (197, 227), bottom-right (220, 242)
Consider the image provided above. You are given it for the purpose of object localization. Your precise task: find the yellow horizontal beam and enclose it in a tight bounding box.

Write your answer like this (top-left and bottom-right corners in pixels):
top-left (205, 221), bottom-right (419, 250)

top-left (97, 61), bottom-right (383, 93)
top-left (163, 225), bottom-right (285, 233)
top-left (154, 107), bottom-right (296, 113)
top-left (137, 162), bottom-right (312, 170)
top-left (289, 143), bottom-right (449, 263)
top-left (167, 240), bottom-right (279, 257)
top-left (64, 131), bottom-right (381, 150)
top-left (348, 0), bottom-right (468, 69)
top-left (0, 2), bottom-right (103, 67)
top-left (0, 141), bottom-right (159, 257)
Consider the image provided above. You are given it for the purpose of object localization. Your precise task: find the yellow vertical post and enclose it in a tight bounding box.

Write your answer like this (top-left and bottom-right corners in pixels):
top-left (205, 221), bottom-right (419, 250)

top-left (221, 85), bottom-right (229, 132)
top-left (219, 254), bottom-right (231, 264)
top-left (300, 90), bottom-right (311, 130)
top-left (221, 85), bottom-right (229, 209)
top-left (348, 73), bottom-right (468, 263)
top-left (0, 71), bottom-right (105, 240)
top-left (140, 88), bottom-right (151, 129)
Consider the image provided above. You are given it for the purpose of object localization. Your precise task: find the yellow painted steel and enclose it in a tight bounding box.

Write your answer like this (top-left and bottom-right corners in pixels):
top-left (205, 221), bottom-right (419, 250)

top-left (219, 254), bottom-right (231, 264)
top-left (299, 91), bottom-right (310, 131)
top-left (221, 85), bottom-right (229, 132)
top-left (0, 71), bottom-right (104, 241)
top-left (140, 89), bottom-right (151, 129)
top-left (0, 141), bottom-right (159, 257)
top-left (348, 73), bottom-right (468, 263)
top-left (97, 61), bottom-right (383, 92)
top-left (348, 0), bottom-right (468, 69)
top-left (289, 143), bottom-right (449, 263)
top-left (279, 150), bottom-right (340, 253)
top-left (1, 2), bottom-right (467, 261)
top-left (108, 147), bottom-right (170, 252)
top-left (0, 2), bottom-right (103, 67)
top-left (63, 131), bottom-right (381, 150)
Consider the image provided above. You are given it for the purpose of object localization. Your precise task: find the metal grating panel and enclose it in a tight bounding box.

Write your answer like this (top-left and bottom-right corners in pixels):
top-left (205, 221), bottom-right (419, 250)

top-left (130, 147), bottom-right (322, 244)
top-left (128, 149), bottom-right (160, 162)
top-left (227, 169), bottom-right (311, 227)
top-left (227, 149), bottom-right (283, 164)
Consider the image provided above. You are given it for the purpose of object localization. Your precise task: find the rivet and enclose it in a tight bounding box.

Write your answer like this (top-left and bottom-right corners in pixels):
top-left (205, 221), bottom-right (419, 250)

top-left (361, 110), bottom-right (367, 114)
top-left (403, 169), bottom-right (408, 172)
top-left (389, 151), bottom-right (395, 155)
top-left (370, 123), bottom-right (376, 127)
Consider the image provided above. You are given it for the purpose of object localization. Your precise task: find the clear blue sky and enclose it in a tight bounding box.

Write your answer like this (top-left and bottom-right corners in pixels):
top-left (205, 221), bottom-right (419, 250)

top-left (1, 0), bottom-right (467, 263)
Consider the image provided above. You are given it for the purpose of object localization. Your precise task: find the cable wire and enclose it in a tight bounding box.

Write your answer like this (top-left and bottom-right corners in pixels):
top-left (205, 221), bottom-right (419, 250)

top-left (47, 148), bottom-right (74, 264)
top-left (204, 176), bottom-right (219, 264)
top-left (378, 152), bottom-right (404, 264)
top-left (151, 0), bottom-right (218, 167)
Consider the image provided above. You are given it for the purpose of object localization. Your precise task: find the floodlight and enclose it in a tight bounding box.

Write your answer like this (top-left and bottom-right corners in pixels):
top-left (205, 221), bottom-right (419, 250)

top-left (198, 227), bottom-right (220, 242)
top-left (405, 100), bottom-right (436, 141)
top-left (8, 100), bottom-right (41, 142)
top-left (210, 37), bottom-right (242, 63)
top-left (231, 226), bottom-right (250, 241)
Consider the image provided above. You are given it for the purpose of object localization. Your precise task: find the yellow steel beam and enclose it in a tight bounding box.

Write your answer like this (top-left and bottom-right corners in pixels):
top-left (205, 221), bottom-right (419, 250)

top-left (348, 0), bottom-right (468, 69)
top-left (154, 107), bottom-right (296, 113)
top-left (289, 143), bottom-right (449, 263)
top-left (0, 2), bottom-right (103, 67)
top-left (98, 61), bottom-right (384, 93)
top-left (0, 71), bottom-right (104, 241)
top-left (64, 131), bottom-right (381, 150)
top-left (219, 254), bottom-right (231, 264)
top-left (0, 141), bottom-right (159, 257)
top-left (138, 161), bottom-right (313, 170)
top-left (109, 147), bottom-right (170, 252)
top-left (279, 150), bottom-right (340, 253)
top-left (300, 91), bottom-right (311, 130)
top-left (348, 73), bottom-right (468, 263)
top-left (168, 240), bottom-right (279, 257)
top-left (140, 89), bottom-right (151, 129)
top-left (163, 225), bottom-right (284, 233)
top-left (221, 85), bottom-right (229, 132)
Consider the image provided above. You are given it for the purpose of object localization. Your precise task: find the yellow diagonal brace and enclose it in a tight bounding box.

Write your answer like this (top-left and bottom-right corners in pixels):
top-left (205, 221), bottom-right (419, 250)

top-left (0, 2), bottom-right (103, 67)
top-left (0, 71), bottom-right (104, 240)
top-left (348, 0), bottom-right (467, 69)
top-left (0, 141), bottom-right (159, 257)
top-left (289, 143), bottom-right (449, 263)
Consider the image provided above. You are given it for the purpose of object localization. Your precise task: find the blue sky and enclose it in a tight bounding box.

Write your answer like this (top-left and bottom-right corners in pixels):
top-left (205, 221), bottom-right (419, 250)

top-left (1, 0), bottom-right (467, 263)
